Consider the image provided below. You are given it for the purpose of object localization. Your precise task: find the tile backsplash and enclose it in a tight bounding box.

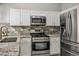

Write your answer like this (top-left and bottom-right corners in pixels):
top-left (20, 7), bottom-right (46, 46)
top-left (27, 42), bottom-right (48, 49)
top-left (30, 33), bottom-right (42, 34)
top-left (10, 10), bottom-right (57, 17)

top-left (0, 23), bottom-right (60, 37)
top-left (0, 23), bottom-right (18, 37)
top-left (12, 26), bottom-right (60, 35)
top-left (12, 26), bottom-right (31, 35)
top-left (0, 23), bottom-right (10, 38)
top-left (44, 26), bottom-right (60, 34)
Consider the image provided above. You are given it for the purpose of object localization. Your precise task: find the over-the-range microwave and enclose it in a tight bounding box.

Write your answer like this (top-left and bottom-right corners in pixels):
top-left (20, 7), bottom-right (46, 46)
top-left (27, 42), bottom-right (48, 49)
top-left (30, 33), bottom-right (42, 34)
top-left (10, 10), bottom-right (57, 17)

top-left (30, 16), bottom-right (46, 26)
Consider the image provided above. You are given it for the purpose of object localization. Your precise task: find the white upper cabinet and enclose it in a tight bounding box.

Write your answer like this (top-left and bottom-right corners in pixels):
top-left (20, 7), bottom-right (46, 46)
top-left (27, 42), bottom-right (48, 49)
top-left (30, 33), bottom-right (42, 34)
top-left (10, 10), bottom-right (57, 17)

top-left (2, 8), bottom-right (10, 23)
top-left (0, 6), bottom-right (10, 23)
top-left (10, 8), bottom-right (30, 26)
top-left (10, 8), bottom-right (21, 25)
top-left (46, 12), bottom-right (60, 26)
top-left (46, 12), bottom-right (54, 26)
top-left (53, 13), bottom-right (60, 26)
top-left (9, 8), bottom-right (60, 26)
top-left (21, 9), bottom-right (30, 26)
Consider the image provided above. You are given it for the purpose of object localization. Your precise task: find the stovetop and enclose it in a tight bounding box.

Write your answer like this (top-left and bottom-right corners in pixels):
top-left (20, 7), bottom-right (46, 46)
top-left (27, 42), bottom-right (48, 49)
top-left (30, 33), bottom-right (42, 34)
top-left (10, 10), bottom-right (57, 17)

top-left (30, 33), bottom-right (49, 37)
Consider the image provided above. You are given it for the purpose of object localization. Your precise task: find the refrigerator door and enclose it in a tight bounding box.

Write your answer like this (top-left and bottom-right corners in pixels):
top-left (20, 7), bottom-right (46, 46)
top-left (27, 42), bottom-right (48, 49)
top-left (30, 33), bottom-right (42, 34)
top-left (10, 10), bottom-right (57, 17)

top-left (60, 14), bottom-right (66, 41)
top-left (70, 9), bottom-right (77, 42)
top-left (60, 9), bottom-right (78, 56)
top-left (66, 12), bottom-right (72, 41)
top-left (70, 9), bottom-right (78, 52)
top-left (66, 10), bottom-right (77, 42)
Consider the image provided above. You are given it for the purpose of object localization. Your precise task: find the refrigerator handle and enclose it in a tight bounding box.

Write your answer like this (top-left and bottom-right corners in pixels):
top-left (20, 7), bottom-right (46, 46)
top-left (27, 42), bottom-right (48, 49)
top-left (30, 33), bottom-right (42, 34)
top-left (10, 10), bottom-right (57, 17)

top-left (69, 12), bottom-right (72, 39)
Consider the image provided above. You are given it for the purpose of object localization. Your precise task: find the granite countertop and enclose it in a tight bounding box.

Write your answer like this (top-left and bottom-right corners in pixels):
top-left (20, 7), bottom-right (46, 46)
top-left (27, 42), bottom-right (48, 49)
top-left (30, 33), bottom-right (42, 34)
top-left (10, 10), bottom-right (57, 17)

top-left (1, 33), bottom-right (60, 39)
top-left (20, 34), bottom-right (31, 38)
top-left (2, 36), bottom-right (18, 39)
top-left (47, 33), bottom-right (60, 37)
top-left (1, 34), bottom-right (31, 39)
top-left (20, 33), bottom-right (60, 38)
top-left (0, 42), bottom-right (19, 56)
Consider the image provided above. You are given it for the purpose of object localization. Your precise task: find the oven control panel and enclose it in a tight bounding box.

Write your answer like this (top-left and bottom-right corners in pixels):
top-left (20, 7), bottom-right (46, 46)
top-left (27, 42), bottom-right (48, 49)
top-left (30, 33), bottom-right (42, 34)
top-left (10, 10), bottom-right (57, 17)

top-left (32, 37), bottom-right (49, 42)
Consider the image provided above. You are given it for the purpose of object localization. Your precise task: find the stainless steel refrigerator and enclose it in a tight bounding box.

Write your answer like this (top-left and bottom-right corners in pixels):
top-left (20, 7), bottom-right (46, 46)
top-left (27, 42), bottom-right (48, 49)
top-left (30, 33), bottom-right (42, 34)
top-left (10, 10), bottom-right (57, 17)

top-left (60, 9), bottom-right (79, 56)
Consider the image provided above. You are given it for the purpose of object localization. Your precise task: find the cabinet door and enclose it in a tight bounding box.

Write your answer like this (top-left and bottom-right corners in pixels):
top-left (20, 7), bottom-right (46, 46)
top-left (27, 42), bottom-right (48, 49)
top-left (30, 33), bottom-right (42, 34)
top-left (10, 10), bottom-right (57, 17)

top-left (21, 9), bottom-right (30, 26)
top-left (20, 38), bottom-right (31, 56)
top-left (2, 8), bottom-right (10, 23)
top-left (10, 8), bottom-right (21, 25)
top-left (0, 6), bottom-right (10, 23)
top-left (46, 12), bottom-right (54, 26)
top-left (53, 13), bottom-right (60, 26)
top-left (50, 37), bottom-right (60, 55)
top-left (46, 12), bottom-right (60, 26)
top-left (30, 11), bottom-right (46, 16)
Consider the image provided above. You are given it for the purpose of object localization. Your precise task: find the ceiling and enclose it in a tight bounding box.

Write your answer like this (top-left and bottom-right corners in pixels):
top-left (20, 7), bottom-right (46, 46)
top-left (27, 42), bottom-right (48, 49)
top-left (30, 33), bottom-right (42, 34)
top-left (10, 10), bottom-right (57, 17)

top-left (0, 3), bottom-right (79, 11)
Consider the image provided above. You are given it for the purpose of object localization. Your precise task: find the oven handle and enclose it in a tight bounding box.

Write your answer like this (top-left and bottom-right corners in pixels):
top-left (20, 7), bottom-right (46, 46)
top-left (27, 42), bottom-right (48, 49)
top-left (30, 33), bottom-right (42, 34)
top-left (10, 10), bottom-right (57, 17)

top-left (32, 41), bottom-right (50, 43)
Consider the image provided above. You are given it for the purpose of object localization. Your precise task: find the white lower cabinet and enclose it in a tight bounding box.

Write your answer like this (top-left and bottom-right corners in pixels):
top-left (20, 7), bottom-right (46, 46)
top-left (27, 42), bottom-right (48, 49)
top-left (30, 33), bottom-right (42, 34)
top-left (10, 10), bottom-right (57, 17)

top-left (20, 37), bottom-right (31, 56)
top-left (50, 37), bottom-right (60, 55)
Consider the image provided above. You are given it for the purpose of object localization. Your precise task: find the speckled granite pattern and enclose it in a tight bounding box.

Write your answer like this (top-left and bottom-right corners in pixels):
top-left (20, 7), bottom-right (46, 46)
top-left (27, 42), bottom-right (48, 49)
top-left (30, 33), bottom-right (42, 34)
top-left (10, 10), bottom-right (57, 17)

top-left (0, 42), bottom-right (19, 56)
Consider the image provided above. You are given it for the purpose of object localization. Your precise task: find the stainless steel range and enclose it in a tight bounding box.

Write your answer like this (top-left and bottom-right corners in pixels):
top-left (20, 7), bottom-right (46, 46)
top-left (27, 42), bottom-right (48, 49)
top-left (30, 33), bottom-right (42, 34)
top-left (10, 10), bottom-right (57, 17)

top-left (30, 33), bottom-right (50, 56)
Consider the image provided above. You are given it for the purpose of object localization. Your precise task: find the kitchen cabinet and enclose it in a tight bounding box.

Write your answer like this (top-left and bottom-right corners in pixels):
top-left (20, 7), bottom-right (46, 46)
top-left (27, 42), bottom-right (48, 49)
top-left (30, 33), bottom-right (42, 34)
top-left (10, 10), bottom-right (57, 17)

top-left (10, 8), bottom-right (30, 26)
top-left (30, 11), bottom-right (60, 26)
top-left (50, 37), bottom-right (60, 55)
top-left (2, 8), bottom-right (10, 23)
top-left (9, 8), bottom-right (60, 26)
top-left (20, 37), bottom-right (31, 56)
top-left (21, 9), bottom-right (30, 26)
top-left (10, 8), bottom-right (21, 25)
top-left (0, 6), bottom-right (10, 23)
top-left (46, 12), bottom-right (60, 26)
top-left (46, 12), bottom-right (55, 26)
top-left (53, 13), bottom-right (60, 26)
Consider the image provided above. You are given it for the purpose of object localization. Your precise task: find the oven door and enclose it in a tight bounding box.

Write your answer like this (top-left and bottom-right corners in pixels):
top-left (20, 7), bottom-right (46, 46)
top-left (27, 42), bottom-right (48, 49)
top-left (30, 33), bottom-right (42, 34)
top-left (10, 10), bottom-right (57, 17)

top-left (32, 41), bottom-right (50, 51)
top-left (32, 41), bottom-right (50, 55)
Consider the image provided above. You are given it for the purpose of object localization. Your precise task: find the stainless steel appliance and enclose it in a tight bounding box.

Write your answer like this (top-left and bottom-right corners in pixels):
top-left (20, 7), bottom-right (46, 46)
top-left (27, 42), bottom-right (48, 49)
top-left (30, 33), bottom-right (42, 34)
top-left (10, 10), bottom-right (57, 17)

top-left (30, 33), bottom-right (49, 56)
top-left (30, 16), bottom-right (46, 26)
top-left (60, 9), bottom-right (79, 56)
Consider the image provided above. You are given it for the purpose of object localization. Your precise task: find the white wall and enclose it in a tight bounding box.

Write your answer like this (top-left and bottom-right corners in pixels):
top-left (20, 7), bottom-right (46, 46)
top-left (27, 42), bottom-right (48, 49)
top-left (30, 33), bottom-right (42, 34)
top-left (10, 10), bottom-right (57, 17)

top-left (0, 3), bottom-right (61, 11)
top-left (1, 3), bottom-right (79, 12)
top-left (61, 3), bottom-right (79, 11)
